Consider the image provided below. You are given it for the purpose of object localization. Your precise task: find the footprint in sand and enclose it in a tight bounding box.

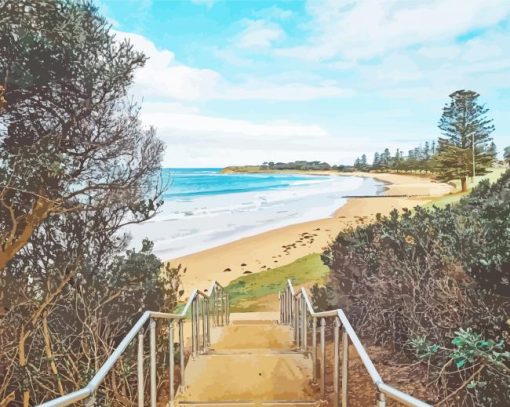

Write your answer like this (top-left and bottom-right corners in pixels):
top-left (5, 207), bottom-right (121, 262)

top-left (223, 268), bottom-right (231, 272)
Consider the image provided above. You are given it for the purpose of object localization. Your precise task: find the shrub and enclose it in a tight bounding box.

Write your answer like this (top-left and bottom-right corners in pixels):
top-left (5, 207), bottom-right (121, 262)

top-left (320, 170), bottom-right (510, 406)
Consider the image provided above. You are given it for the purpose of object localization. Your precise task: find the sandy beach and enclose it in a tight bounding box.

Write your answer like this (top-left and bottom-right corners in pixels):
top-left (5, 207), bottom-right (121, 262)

top-left (168, 172), bottom-right (453, 295)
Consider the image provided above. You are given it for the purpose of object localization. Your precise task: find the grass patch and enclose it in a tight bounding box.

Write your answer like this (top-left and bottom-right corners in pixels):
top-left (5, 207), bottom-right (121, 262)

top-left (424, 168), bottom-right (506, 209)
top-left (225, 253), bottom-right (329, 312)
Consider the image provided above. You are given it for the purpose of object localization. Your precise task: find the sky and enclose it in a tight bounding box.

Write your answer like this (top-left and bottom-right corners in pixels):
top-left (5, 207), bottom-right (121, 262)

top-left (98, 0), bottom-right (510, 168)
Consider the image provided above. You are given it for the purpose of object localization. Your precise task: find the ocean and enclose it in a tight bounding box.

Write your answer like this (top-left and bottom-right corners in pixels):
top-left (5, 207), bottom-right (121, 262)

top-left (126, 168), bottom-right (384, 259)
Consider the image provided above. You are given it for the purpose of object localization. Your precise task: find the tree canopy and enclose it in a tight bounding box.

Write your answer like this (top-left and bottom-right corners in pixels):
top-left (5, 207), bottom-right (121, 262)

top-left (436, 90), bottom-right (495, 192)
top-left (0, 0), bottom-right (165, 271)
top-left (0, 2), bottom-right (176, 405)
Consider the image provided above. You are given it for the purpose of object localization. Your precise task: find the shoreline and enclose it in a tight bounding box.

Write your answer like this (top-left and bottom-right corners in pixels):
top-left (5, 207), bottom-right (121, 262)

top-left (167, 172), bottom-right (453, 295)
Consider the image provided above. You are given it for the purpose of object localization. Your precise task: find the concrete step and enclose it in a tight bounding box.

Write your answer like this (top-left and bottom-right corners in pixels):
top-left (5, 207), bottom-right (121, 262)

top-left (178, 354), bottom-right (316, 402)
top-left (211, 324), bottom-right (294, 351)
top-left (229, 312), bottom-right (280, 324)
top-left (178, 401), bottom-right (320, 407)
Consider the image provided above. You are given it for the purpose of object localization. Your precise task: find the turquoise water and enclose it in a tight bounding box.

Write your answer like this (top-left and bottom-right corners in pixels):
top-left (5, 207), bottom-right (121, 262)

top-left (162, 168), bottom-right (331, 199)
top-left (129, 169), bottom-right (384, 258)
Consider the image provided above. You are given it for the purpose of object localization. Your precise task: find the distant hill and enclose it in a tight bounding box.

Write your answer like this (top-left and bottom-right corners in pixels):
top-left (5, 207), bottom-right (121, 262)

top-left (222, 161), bottom-right (355, 173)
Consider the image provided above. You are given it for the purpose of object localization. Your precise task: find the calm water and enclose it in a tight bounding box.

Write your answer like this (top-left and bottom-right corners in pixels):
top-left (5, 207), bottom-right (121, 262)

top-left (127, 168), bottom-right (384, 258)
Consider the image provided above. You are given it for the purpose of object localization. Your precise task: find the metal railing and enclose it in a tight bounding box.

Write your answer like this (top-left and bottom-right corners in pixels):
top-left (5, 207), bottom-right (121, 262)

top-left (38, 281), bottom-right (229, 407)
top-left (279, 280), bottom-right (431, 407)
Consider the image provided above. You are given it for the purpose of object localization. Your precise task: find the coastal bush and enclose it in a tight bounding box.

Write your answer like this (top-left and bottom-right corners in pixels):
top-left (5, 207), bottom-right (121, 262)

top-left (0, 1), bottom-right (179, 405)
top-left (320, 169), bottom-right (510, 406)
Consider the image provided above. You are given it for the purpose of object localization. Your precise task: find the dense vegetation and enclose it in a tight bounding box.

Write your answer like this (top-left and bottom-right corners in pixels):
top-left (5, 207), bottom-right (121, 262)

top-left (320, 170), bottom-right (510, 406)
top-left (354, 141), bottom-right (439, 173)
top-left (0, 1), bottom-right (180, 405)
top-left (354, 90), bottom-right (500, 192)
top-left (436, 90), bottom-right (496, 192)
top-left (261, 161), bottom-right (332, 171)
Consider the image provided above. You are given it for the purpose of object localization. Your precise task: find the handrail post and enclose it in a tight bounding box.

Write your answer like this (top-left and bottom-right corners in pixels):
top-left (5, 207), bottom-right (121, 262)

top-left (191, 299), bottom-right (196, 358)
top-left (223, 293), bottom-right (228, 325)
top-left (312, 316), bottom-right (317, 384)
top-left (220, 294), bottom-right (224, 326)
top-left (341, 328), bottom-right (349, 407)
top-left (284, 289), bottom-right (288, 324)
top-left (206, 299), bottom-right (211, 346)
top-left (201, 298), bottom-right (206, 352)
top-left (137, 330), bottom-right (144, 407)
top-left (320, 317), bottom-right (326, 400)
top-left (377, 391), bottom-right (386, 407)
top-left (296, 296), bottom-right (301, 347)
top-left (169, 321), bottom-right (175, 403)
top-left (150, 318), bottom-right (157, 407)
top-left (293, 297), bottom-right (298, 343)
top-left (196, 298), bottom-right (201, 354)
top-left (283, 289), bottom-right (287, 324)
top-left (287, 287), bottom-right (291, 325)
top-left (333, 318), bottom-right (340, 407)
top-left (286, 291), bottom-right (290, 324)
top-left (179, 319), bottom-right (185, 388)
top-left (226, 293), bottom-right (230, 324)
top-left (215, 292), bottom-right (219, 326)
top-left (279, 292), bottom-right (283, 323)
top-left (302, 297), bottom-right (307, 352)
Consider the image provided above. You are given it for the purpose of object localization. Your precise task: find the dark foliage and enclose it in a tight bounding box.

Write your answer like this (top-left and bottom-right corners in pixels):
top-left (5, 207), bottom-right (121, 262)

top-left (0, 1), bottom-right (179, 405)
top-left (261, 161), bottom-right (332, 171)
top-left (320, 170), bottom-right (510, 406)
top-left (436, 90), bottom-right (495, 191)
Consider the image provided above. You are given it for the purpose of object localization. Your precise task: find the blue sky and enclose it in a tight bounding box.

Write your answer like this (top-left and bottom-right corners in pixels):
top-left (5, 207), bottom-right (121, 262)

top-left (98, 0), bottom-right (510, 167)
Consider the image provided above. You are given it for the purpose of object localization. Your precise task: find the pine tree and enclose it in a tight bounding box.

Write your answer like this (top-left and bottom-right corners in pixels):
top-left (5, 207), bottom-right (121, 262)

top-left (504, 146), bottom-right (510, 166)
top-left (353, 157), bottom-right (361, 170)
top-left (360, 154), bottom-right (368, 171)
top-left (424, 141), bottom-right (430, 160)
top-left (394, 149), bottom-right (401, 172)
top-left (373, 152), bottom-right (381, 170)
top-left (488, 142), bottom-right (497, 161)
top-left (380, 148), bottom-right (391, 169)
top-left (436, 90), bottom-right (495, 192)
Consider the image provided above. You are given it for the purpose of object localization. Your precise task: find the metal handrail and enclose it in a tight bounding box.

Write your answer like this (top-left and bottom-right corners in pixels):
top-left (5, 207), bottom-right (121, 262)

top-left (280, 279), bottom-right (431, 407)
top-left (38, 282), bottom-right (229, 407)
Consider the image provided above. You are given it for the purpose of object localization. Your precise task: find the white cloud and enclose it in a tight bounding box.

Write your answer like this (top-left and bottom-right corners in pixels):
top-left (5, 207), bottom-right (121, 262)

top-left (117, 30), bottom-right (352, 102)
top-left (116, 31), bottom-right (221, 101)
top-left (236, 19), bottom-right (284, 49)
top-left (142, 110), bottom-right (328, 139)
top-left (140, 103), bottom-right (431, 167)
top-left (277, 0), bottom-right (510, 61)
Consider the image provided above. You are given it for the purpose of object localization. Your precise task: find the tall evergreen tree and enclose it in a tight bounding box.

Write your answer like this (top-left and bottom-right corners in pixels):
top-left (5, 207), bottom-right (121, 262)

top-left (353, 157), bottom-right (361, 170)
top-left (372, 152), bottom-right (381, 169)
top-left (424, 141), bottom-right (430, 159)
top-left (488, 142), bottom-right (497, 160)
top-left (436, 90), bottom-right (495, 192)
top-left (504, 146), bottom-right (510, 166)
top-left (360, 154), bottom-right (368, 171)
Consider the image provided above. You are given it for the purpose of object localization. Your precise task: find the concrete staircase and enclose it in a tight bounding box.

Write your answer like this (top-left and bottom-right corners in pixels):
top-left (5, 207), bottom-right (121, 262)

top-left (176, 312), bottom-right (319, 407)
